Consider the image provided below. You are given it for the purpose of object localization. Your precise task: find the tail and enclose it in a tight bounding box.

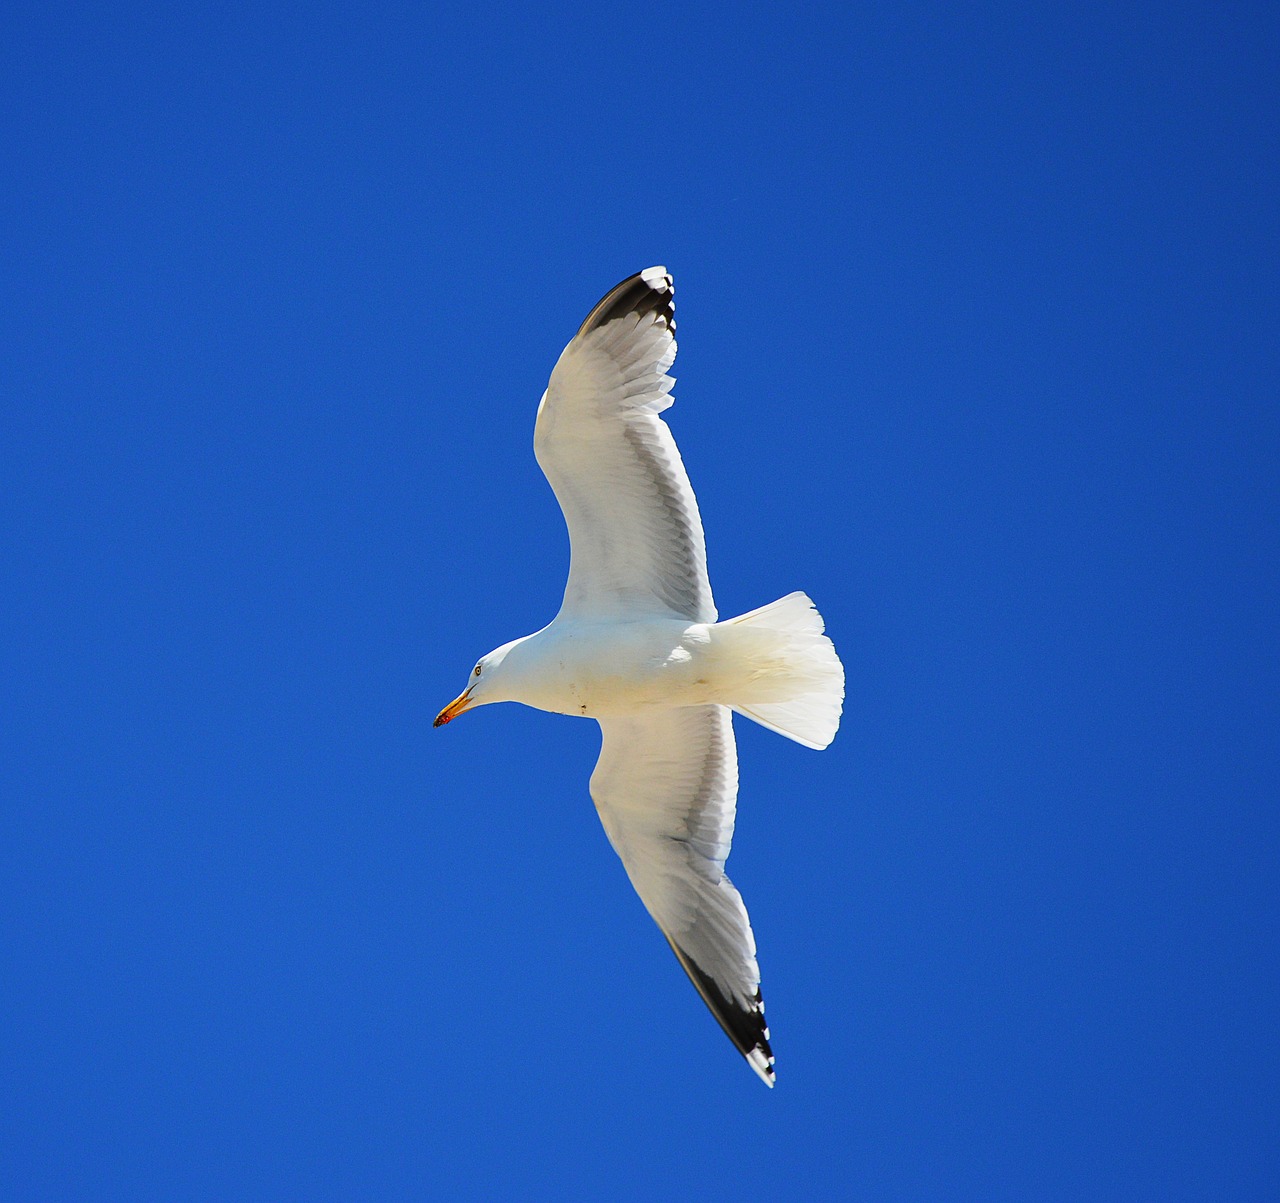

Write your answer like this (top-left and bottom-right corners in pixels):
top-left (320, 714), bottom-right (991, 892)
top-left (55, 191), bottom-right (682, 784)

top-left (724, 592), bottom-right (845, 750)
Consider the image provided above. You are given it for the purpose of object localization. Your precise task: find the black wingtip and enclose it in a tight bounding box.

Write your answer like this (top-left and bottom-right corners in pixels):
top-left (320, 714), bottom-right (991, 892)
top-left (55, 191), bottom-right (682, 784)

top-left (664, 936), bottom-right (776, 1087)
top-left (576, 266), bottom-right (675, 338)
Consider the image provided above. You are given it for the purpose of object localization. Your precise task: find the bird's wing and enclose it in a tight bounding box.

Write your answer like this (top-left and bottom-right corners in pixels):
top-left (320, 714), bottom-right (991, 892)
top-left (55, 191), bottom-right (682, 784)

top-left (590, 705), bottom-right (774, 1085)
top-left (534, 267), bottom-right (716, 623)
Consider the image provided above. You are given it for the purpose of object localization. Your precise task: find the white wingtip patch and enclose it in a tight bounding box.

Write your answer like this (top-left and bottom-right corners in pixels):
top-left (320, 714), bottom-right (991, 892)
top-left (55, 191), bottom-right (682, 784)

top-left (748, 1047), bottom-right (777, 1087)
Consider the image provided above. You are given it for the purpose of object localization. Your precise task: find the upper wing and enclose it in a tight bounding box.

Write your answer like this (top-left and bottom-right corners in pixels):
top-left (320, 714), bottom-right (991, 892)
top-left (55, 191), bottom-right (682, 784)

top-left (533, 268), bottom-right (716, 623)
top-left (590, 705), bottom-right (774, 1086)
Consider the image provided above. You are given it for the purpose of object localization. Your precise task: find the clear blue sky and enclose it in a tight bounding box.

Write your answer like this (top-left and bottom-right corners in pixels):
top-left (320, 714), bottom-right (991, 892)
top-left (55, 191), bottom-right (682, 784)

top-left (2, 2), bottom-right (1277, 1199)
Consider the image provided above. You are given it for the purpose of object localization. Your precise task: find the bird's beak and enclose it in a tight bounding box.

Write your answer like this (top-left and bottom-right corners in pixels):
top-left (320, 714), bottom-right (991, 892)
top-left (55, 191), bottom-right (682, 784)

top-left (433, 686), bottom-right (474, 727)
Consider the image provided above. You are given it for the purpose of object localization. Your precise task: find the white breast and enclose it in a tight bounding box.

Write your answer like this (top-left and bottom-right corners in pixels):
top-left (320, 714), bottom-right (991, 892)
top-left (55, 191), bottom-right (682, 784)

top-left (511, 618), bottom-right (720, 717)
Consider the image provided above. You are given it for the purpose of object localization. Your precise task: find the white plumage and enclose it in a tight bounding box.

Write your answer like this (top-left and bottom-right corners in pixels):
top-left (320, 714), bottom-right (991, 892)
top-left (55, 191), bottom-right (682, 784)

top-left (435, 267), bottom-right (844, 1086)
top-left (535, 267), bottom-right (713, 623)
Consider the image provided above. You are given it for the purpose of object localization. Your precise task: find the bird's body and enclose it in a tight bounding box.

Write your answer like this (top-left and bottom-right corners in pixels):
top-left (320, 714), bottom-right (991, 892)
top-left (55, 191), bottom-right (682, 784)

top-left (470, 616), bottom-right (717, 716)
top-left (471, 605), bottom-right (834, 722)
top-left (436, 268), bottom-right (844, 1086)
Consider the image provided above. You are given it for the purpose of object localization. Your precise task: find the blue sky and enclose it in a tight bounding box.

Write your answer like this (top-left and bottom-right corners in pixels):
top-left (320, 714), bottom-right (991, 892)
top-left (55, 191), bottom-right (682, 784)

top-left (2, 2), bottom-right (1277, 1198)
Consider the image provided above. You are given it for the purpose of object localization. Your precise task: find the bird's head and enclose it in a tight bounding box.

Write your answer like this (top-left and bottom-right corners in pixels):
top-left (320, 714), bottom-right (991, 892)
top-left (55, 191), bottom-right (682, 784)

top-left (433, 637), bottom-right (526, 727)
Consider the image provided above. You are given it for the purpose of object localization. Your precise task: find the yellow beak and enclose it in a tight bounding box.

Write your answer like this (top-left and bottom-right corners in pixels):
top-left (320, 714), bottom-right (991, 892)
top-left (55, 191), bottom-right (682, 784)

top-left (433, 686), bottom-right (474, 727)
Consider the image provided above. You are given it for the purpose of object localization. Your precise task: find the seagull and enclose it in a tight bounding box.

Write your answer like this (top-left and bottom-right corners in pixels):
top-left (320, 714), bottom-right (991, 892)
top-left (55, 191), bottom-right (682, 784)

top-left (435, 267), bottom-right (844, 1086)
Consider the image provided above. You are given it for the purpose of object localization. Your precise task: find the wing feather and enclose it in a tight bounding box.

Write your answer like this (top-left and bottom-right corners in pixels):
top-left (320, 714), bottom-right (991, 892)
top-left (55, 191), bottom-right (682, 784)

top-left (534, 268), bottom-right (716, 623)
top-left (590, 706), bottom-right (775, 1086)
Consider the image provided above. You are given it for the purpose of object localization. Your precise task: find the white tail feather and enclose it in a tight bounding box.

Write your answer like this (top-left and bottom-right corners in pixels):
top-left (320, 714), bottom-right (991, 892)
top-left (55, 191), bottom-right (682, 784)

top-left (724, 592), bottom-right (844, 749)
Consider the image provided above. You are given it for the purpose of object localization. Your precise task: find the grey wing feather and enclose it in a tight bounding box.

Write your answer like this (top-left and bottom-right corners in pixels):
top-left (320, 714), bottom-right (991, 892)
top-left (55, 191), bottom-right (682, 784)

top-left (534, 268), bottom-right (716, 623)
top-left (590, 706), bottom-right (775, 1085)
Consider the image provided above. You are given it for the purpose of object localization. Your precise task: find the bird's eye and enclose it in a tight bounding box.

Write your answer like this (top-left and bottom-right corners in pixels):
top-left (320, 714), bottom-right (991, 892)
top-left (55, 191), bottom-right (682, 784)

top-left (474, 665), bottom-right (482, 677)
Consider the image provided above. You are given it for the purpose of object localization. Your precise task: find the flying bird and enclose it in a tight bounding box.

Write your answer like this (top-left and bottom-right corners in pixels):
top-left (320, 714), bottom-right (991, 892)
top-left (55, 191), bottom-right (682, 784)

top-left (435, 267), bottom-right (844, 1085)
